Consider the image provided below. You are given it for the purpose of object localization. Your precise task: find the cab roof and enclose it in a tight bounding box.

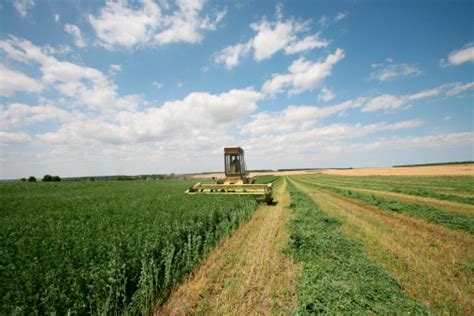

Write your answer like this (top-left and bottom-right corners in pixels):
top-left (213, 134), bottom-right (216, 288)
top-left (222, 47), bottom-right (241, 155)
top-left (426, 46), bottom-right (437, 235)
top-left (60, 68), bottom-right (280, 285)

top-left (224, 147), bottom-right (244, 154)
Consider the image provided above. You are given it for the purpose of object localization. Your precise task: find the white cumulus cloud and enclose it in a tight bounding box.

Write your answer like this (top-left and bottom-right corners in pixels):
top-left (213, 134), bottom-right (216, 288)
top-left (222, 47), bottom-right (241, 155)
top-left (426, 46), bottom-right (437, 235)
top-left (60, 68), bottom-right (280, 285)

top-left (0, 64), bottom-right (42, 96)
top-left (370, 59), bottom-right (422, 81)
top-left (0, 131), bottom-right (31, 144)
top-left (37, 88), bottom-right (263, 146)
top-left (108, 64), bottom-right (122, 75)
top-left (64, 24), bottom-right (86, 48)
top-left (0, 36), bottom-right (140, 111)
top-left (0, 103), bottom-right (72, 129)
top-left (89, 0), bottom-right (161, 49)
top-left (241, 118), bottom-right (424, 160)
top-left (318, 87), bottom-right (335, 102)
top-left (446, 81), bottom-right (474, 96)
top-left (262, 48), bottom-right (344, 96)
top-left (242, 97), bottom-right (366, 136)
top-left (284, 33), bottom-right (329, 54)
top-left (214, 41), bottom-right (252, 69)
top-left (334, 11), bottom-right (348, 22)
top-left (11, 0), bottom-right (36, 17)
top-left (215, 8), bottom-right (329, 69)
top-left (442, 43), bottom-right (474, 66)
top-left (363, 81), bottom-right (473, 112)
top-left (88, 0), bottom-right (225, 49)
top-left (251, 18), bottom-right (306, 61)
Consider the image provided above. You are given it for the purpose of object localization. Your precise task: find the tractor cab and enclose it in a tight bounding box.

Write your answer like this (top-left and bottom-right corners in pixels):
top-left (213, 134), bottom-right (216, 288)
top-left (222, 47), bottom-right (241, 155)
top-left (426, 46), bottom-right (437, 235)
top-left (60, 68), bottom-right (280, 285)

top-left (223, 147), bottom-right (251, 184)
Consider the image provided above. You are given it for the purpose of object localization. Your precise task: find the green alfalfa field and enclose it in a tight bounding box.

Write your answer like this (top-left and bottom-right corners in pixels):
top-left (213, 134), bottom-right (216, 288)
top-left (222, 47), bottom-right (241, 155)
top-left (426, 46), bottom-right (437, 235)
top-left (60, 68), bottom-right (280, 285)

top-left (1, 173), bottom-right (473, 314)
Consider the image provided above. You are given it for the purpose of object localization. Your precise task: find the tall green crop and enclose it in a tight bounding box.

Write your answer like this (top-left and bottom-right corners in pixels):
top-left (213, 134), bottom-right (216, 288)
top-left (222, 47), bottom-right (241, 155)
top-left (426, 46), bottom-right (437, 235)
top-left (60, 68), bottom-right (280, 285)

top-left (0, 180), bottom-right (258, 314)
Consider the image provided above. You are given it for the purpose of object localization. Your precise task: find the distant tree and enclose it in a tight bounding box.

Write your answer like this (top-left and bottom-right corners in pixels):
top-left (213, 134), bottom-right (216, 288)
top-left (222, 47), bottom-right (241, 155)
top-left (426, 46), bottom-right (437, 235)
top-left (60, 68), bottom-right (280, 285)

top-left (42, 175), bottom-right (53, 182)
top-left (28, 176), bottom-right (36, 182)
top-left (20, 177), bottom-right (27, 182)
top-left (52, 176), bottom-right (61, 181)
top-left (116, 175), bottom-right (133, 181)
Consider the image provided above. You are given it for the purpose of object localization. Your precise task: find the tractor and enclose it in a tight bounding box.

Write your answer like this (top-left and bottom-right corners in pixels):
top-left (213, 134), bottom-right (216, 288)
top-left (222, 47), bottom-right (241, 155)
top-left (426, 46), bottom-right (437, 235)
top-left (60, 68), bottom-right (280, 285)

top-left (186, 147), bottom-right (273, 204)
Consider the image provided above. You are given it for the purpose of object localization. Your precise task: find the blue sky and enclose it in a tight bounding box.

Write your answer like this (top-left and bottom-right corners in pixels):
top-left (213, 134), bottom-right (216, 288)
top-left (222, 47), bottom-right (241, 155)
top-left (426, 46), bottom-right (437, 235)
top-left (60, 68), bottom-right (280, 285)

top-left (0, 0), bottom-right (473, 179)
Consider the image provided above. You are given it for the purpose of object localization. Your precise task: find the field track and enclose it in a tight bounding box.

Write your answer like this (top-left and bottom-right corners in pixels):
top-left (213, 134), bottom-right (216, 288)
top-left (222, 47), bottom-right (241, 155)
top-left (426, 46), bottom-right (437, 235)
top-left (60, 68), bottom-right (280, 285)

top-left (289, 176), bottom-right (474, 313)
top-left (157, 178), bottom-right (300, 315)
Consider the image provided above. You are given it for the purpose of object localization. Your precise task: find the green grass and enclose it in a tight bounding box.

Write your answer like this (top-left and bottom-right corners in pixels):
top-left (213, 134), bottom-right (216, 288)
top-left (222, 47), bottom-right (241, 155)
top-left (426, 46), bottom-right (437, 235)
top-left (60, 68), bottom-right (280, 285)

top-left (302, 174), bottom-right (474, 191)
top-left (254, 175), bottom-right (280, 184)
top-left (297, 177), bottom-right (474, 234)
top-left (299, 174), bottom-right (474, 203)
top-left (284, 179), bottom-right (428, 314)
top-left (0, 180), bottom-right (258, 314)
top-left (391, 187), bottom-right (474, 205)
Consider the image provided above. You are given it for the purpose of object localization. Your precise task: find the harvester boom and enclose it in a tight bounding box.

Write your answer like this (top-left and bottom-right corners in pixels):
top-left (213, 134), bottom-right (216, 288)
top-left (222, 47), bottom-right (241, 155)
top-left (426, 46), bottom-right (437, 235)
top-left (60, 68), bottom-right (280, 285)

top-left (186, 182), bottom-right (273, 203)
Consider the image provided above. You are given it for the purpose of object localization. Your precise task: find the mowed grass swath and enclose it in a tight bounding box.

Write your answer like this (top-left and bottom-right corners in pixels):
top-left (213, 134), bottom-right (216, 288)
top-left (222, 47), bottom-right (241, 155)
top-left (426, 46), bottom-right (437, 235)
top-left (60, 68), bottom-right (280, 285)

top-left (289, 174), bottom-right (474, 313)
top-left (300, 174), bottom-right (474, 204)
top-left (295, 177), bottom-right (474, 234)
top-left (0, 180), bottom-right (258, 314)
top-left (284, 179), bottom-right (428, 314)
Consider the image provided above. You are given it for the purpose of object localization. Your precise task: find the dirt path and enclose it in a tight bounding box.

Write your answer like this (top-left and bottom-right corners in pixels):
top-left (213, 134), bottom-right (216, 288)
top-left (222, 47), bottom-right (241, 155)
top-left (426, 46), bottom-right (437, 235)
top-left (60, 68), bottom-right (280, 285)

top-left (156, 178), bottom-right (300, 315)
top-left (290, 177), bottom-right (474, 313)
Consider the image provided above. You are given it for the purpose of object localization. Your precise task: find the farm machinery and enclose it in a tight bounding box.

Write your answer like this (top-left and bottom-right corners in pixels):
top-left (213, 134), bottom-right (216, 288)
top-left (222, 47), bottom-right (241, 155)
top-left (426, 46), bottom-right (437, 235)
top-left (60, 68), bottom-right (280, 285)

top-left (186, 147), bottom-right (273, 204)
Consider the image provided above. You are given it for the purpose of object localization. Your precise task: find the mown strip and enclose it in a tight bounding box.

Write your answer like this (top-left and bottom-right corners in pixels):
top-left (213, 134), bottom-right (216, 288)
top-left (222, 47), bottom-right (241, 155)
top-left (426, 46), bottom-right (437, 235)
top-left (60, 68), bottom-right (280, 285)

top-left (390, 187), bottom-right (474, 205)
top-left (254, 175), bottom-right (280, 184)
top-left (297, 178), bottom-right (474, 234)
top-left (285, 179), bottom-right (428, 314)
top-left (301, 175), bottom-right (474, 204)
top-left (292, 180), bottom-right (474, 314)
top-left (158, 178), bottom-right (300, 315)
top-left (304, 174), bottom-right (474, 193)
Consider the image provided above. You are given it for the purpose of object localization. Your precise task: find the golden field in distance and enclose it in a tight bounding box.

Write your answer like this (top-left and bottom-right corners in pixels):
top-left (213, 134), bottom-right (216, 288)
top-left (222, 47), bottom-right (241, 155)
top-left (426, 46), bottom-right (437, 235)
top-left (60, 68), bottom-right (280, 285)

top-left (194, 163), bottom-right (474, 178)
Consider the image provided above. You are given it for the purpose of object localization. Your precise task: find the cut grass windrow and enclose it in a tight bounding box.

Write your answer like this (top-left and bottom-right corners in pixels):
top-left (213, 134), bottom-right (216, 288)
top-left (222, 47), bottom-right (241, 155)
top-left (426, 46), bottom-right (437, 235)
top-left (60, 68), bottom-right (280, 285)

top-left (285, 179), bottom-right (428, 314)
top-left (297, 178), bottom-right (474, 234)
top-left (300, 175), bottom-right (474, 205)
top-left (292, 178), bottom-right (474, 313)
top-left (390, 188), bottom-right (474, 205)
top-left (299, 176), bottom-right (474, 216)
top-left (315, 174), bottom-right (474, 192)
